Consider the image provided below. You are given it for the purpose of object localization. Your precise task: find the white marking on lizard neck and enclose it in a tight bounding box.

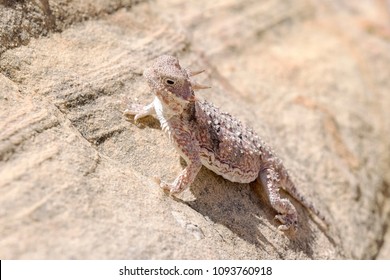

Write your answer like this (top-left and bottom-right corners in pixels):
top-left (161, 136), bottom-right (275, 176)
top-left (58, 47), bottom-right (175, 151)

top-left (153, 96), bottom-right (178, 140)
top-left (154, 97), bottom-right (175, 121)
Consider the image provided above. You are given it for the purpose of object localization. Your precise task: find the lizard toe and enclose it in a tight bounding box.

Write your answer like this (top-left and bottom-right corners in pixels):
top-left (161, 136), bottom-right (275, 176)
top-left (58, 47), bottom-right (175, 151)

top-left (275, 213), bottom-right (298, 232)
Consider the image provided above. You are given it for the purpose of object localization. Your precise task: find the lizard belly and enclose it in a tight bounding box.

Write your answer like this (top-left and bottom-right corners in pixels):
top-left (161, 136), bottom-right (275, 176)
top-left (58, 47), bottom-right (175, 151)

top-left (199, 149), bottom-right (258, 183)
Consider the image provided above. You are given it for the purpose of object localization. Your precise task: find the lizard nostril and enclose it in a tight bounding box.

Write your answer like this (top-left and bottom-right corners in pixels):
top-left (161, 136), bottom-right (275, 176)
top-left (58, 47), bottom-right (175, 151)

top-left (166, 79), bottom-right (175, 85)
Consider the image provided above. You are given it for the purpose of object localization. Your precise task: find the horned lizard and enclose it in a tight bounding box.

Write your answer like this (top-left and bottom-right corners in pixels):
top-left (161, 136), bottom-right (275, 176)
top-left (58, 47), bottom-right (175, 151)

top-left (124, 55), bottom-right (327, 231)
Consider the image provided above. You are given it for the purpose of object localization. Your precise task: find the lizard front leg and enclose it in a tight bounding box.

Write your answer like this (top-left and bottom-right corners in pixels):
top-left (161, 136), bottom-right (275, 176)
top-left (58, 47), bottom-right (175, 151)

top-left (160, 159), bottom-right (202, 194)
top-left (123, 101), bottom-right (156, 121)
top-left (258, 164), bottom-right (298, 231)
top-left (159, 121), bottom-right (202, 194)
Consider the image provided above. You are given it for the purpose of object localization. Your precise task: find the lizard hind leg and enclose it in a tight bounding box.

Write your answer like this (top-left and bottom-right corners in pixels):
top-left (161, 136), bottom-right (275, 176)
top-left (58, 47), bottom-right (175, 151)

top-left (257, 166), bottom-right (299, 231)
top-left (281, 171), bottom-right (329, 227)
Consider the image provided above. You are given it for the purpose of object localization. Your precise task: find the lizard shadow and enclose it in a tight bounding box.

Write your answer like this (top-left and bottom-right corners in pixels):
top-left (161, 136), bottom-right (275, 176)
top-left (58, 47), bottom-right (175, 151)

top-left (181, 167), bottom-right (321, 258)
top-left (124, 116), bottom-right (331, 258)
top-left (124, 115), bottom-right (161, 130)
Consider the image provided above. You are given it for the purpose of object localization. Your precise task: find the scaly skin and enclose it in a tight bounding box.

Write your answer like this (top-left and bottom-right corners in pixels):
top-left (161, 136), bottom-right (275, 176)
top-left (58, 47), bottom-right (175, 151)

top-left (124, 55), bottom-right (327, 231)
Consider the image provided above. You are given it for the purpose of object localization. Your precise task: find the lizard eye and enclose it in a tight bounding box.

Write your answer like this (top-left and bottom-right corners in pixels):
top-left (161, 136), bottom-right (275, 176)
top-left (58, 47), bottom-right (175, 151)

top-left (165, 79), bottom-right (176, 85)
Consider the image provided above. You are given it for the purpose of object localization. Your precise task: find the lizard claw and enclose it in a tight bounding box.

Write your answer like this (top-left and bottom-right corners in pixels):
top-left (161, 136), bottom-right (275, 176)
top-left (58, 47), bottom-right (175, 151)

top-left (153, 177), bottom-right (171, 194)
top-left (154, 177), bottom-right (173, 193)
top-left (152, 176), bottom-right (179, 194)
top-left (275, 214), bottom-right (298, 232)
top-left (123, 104), bottom-right (144, 116)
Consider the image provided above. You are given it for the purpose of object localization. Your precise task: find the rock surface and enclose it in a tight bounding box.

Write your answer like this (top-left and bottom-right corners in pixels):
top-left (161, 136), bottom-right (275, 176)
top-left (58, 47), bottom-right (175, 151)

top-left (1, 0), bottom-right (389, 259)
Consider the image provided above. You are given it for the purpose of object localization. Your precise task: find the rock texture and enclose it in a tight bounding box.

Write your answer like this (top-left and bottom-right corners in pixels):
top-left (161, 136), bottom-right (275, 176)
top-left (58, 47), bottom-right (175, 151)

top-left (1, 0), bottom-right (389, 259)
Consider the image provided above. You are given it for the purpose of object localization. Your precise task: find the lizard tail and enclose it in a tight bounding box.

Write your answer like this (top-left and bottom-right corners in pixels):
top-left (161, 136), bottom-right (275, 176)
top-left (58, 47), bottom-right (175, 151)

top-left (281, 168), bottom-right (329, 227)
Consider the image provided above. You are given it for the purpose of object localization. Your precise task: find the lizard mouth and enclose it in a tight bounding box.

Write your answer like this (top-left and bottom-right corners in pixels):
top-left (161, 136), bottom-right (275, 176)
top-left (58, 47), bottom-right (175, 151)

top-left (167, 90), bottom-right (193, 104)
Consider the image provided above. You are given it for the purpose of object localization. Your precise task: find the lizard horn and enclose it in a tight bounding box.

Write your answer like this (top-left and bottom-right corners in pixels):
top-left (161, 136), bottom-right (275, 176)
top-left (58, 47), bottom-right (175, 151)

top-left (189, 69), bottom-right (205, 76)
top-left (191, 81), bottom-right (211, 91)
top-left (186, 68), bottom-right (205, 77)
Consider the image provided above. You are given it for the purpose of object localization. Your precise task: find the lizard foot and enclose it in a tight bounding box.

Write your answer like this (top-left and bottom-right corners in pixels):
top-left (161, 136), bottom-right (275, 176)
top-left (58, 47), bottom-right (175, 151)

top-left (153, 177), bottom-right (181, 194)
top-left (123, 104), bottom-right (146, 123)
top-left (275, 213), bottom-right (298, 232)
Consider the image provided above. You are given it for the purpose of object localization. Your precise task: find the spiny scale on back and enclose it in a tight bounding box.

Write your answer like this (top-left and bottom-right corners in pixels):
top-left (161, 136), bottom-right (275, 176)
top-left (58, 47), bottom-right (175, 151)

top-left (124, 55), bottom-right (328, 232)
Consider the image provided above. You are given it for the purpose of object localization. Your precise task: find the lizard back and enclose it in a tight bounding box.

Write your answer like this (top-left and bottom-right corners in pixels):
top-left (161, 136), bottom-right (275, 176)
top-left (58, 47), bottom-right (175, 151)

top-left (192, 99), bottom-right (264, 183)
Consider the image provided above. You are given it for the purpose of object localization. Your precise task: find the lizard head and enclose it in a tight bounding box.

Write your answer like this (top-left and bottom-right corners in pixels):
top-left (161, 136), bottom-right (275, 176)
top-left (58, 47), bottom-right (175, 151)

top-left (143, 55), bottom-right (209, 114)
